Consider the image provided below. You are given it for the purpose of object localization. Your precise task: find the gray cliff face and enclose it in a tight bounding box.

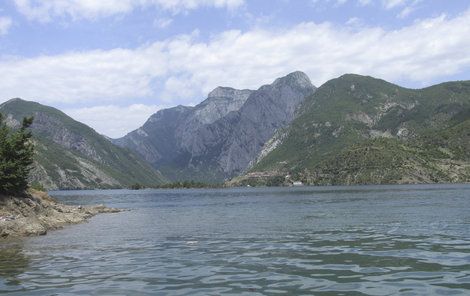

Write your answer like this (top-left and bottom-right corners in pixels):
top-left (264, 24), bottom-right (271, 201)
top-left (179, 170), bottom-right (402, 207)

top-left (115, 86), bottom-right (253, 168)
top-left (116, 71), bottom-right (316, 182)
top-left (116, 105), bottom-right (194, 165)
top-left (193, 87), bottom-right (253, 125)
top-left (225, 72), bottom-right (316, 173)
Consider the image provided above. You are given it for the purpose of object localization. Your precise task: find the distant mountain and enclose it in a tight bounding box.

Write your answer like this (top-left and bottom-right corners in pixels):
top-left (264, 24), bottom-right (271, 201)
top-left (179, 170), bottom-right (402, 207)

top-left (116, 71), bottom-right (316, 182)
top-left (233, 74), bottom-right (470, 186)
top-left (0, 99), bottom-right (167, 190)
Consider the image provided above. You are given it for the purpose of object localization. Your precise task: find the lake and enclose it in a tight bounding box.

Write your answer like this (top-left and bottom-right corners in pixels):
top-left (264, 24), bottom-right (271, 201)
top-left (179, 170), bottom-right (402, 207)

top-left (1, 184), bottom-right (470, 295)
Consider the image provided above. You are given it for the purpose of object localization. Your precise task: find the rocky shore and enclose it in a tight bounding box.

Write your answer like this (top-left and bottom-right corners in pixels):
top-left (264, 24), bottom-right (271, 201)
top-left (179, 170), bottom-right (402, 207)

top-left (0, 189), bottom-right (121, 238)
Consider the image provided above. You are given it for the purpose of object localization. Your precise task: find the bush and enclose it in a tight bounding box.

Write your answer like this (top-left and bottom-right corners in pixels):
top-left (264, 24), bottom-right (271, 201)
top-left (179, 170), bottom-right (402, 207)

top-left (266, 175), bottom-right (286, 187)
top-left (0, 113), bottom-right (34, 195)
top-left (130, 183), bottom-right (144, 190)
top-left (30, 181), bottom-right (46, 192)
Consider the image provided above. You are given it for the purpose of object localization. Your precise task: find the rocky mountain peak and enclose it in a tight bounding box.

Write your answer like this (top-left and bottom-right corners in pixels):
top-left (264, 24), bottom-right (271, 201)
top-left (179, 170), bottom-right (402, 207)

top-left (207, 86), bottom-right (252, 100)
top-left (191, 87), bottom-right (253, 125)
top-left (117, 71), bottom-right (318, 182)
top-left (272, 71), bottom-right (314, 89)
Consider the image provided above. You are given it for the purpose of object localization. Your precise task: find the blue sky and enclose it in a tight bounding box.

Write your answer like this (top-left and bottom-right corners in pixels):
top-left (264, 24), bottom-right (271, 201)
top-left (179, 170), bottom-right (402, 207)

top-left (0, 0), bottom-right (469, 137)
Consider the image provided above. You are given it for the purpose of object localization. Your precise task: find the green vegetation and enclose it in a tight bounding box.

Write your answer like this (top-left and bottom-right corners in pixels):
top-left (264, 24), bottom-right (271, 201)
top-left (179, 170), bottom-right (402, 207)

top-left (0, 99), bottom-right (167, 189)
top-left (234, 175), bottom-right (287, 187)
top-left (0, 113), bottom-right (34, 194)
top-left (30, 181), bottom-right (46, 192)
top-left (243, 75), bottom-right (470, 186)
top-left (129, 183), bottom-right (145, 190)
top-left (129, 181), bottom-right (222, 189)
top-left (156, 181), bottom-right (222, 189)
top-left (296, 136), bottom-right (468, 185)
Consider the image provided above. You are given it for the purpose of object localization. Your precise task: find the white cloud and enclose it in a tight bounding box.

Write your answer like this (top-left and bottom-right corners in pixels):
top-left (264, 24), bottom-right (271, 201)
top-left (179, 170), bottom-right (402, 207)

top-left (154, 17), bottom-right (173, 29)
top-left (398, 0), bottom-right (423, 18)
top-left (64, 104), bottom-right (164, 138)
top-left (13, 0), bottom-right (245, 22)
top-left (346, 17), bottom-right (364, 27)
top-left (382, 0), bottom-right (406, 9)
top-left (310, 0), bottom-right (350, 8)
top-left (308, 0), bottom-right (421, 10)
top-left (398, 6), bottom-right (413, 18)
top-left (1, 10), bottom-right (470, 136)
top-left (0, 16), bottom-right (12, 35)
top-left (357, 0), bottom-right (371, 6)
top-left (0, 46), bottom-right (168, 103)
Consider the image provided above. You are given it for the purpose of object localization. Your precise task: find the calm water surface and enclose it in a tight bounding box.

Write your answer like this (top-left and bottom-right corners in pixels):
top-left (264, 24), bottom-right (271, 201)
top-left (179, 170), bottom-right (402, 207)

top-left (1, 184), bottom-right (470, 295)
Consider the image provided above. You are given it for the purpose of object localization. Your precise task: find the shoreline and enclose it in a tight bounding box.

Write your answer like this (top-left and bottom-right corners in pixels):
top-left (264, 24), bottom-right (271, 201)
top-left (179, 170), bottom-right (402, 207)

top-left (0, 189), bottom-right (121, 238)
top-left (48, 181), bottom-right (470, 192)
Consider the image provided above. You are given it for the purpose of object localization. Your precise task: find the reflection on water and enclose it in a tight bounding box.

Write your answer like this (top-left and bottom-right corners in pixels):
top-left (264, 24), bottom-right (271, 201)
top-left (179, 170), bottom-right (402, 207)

top-left (0, 241), bottom-right (29, 287)
top-left (0, 184), bottom-right (469, 295)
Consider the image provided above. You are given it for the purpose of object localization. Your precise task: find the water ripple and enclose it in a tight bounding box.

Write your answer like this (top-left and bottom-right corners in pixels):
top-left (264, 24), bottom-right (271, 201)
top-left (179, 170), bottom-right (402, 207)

top-left (1, 185), bottom-right (469, 295)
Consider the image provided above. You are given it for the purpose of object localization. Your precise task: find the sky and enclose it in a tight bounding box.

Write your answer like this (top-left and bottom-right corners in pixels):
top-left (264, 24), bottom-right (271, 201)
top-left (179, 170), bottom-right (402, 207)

top-left (0, 0), bottom-right (469, 138)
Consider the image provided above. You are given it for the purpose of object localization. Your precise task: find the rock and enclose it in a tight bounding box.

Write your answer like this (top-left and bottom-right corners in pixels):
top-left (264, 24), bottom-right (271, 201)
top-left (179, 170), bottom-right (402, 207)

top-left (0, 189), bottom-right (122, 238)
top-left (116, 71), bottom-right (316, 182)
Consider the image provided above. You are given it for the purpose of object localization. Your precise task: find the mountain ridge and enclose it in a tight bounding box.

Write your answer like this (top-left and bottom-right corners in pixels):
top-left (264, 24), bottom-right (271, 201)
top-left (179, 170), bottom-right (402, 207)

top-left (0, 98), bottom-right (167, 190)
top-left (2, 72), bottom-right (468, 188)
top-left (116, 71), bottom-right (316, 182)
top-left (232, 73), bottom-right (470, 186)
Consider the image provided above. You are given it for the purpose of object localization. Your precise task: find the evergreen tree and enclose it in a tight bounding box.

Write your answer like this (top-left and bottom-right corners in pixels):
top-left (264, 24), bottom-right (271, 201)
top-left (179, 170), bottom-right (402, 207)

top-left (0, 113), bottom-right (34, 195)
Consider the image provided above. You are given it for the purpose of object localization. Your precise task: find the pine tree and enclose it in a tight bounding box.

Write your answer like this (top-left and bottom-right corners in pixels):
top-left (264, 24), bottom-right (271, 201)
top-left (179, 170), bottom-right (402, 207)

top-left (0, 113), bottom-right (34, 195)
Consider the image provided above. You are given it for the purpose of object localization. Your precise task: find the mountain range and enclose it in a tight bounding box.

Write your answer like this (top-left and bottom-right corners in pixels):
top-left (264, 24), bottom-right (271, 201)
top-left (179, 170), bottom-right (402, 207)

top-left (0, 99), bottom-right (166, 189)
top-left (115, 71), bottom-right (316, 182)
top-left (233, 74), bottom-right (470, 185)
top-left (1, 71), bottom-right (469, 189)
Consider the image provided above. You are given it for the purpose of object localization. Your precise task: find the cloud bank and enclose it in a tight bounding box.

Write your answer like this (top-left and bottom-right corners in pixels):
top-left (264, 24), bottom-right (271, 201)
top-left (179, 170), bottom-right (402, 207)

top-left (1, 8), bottom-right (470, 136)
top-left (13, 0), bottom-right (245, 21)
top-left (63, 104), bottom-right (163, 138)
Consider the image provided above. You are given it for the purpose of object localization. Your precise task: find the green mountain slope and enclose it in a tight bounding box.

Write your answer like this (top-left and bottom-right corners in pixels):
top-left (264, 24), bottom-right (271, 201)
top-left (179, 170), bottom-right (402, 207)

top-left (0, 99), bottom-right (167, 189)
top-left (233, 74), bottom-right (470, 186)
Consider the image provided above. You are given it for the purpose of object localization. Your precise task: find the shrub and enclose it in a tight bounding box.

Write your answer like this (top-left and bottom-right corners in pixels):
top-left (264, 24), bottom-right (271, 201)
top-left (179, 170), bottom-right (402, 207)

top-left (30, 181), bottom-right (46, 192)
top-left (130, 183), bottom-right (144, 190)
